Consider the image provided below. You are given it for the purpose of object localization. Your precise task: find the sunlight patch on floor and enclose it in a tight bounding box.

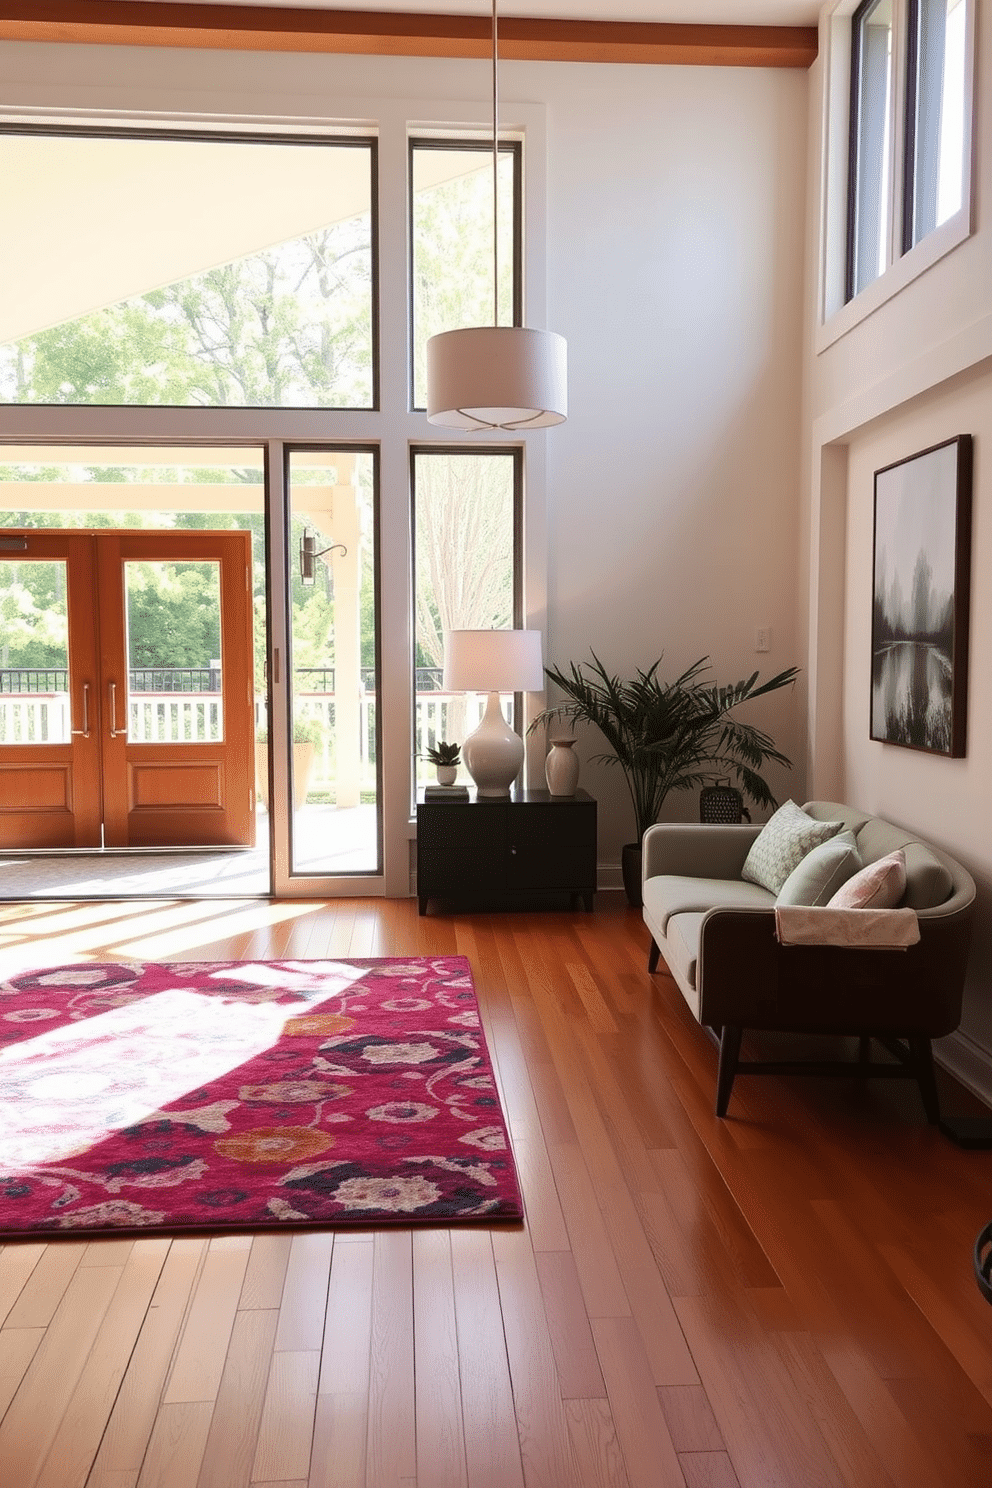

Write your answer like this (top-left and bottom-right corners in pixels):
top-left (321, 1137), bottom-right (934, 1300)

top-left (0, 969), bottom-right (365, 1169)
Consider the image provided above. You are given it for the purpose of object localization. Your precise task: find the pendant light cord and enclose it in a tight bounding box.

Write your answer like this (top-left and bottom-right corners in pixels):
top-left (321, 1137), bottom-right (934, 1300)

top-left (492, 0), bottom-right (499, 329)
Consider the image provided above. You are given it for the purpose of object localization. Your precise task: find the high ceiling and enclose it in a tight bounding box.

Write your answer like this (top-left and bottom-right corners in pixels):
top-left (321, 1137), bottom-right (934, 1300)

top-left (133, 1), bottom-right (822, 25)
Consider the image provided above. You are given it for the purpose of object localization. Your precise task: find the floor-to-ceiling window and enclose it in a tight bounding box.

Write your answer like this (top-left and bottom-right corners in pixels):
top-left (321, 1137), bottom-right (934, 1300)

top-left (0, 92), bottom-right (546, 898)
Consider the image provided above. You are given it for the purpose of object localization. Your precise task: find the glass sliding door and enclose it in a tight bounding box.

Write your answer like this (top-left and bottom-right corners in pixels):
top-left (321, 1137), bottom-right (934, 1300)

top-left (286, 449), bottom-right (379, 876)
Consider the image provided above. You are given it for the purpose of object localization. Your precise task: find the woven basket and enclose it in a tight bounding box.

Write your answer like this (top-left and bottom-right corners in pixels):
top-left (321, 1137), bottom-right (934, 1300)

top-left (699, 780), bottom-right (751, 824)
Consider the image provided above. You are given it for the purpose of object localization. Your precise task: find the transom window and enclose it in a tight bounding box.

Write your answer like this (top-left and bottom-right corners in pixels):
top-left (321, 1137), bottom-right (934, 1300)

top-left (0, 130), bottom-right (376, 409)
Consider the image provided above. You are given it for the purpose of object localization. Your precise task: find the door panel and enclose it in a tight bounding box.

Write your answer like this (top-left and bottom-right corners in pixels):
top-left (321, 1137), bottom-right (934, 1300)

top-left (0, 529), bottom-right (255, 850)
top-left (0, 534), bottom-right (102, 847)
top-left (97, 532), bottom-right (256, 848)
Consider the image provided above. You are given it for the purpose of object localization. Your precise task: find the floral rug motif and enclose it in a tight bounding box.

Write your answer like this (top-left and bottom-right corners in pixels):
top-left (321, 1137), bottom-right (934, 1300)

top-left (0, 957), bottom-right (523, 1234)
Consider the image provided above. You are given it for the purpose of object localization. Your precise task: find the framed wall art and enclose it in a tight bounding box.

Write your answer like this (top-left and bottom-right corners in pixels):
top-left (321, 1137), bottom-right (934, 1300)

top-left (871, 434), bottom-right (972, 757)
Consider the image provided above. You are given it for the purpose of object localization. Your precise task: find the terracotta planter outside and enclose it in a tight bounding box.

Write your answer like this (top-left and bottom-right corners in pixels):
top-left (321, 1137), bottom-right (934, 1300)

top-left (256, 741), bottom-right (317, 811)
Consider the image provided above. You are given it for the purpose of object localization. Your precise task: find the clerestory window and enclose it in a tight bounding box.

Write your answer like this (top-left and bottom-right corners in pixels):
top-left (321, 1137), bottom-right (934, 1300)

top-left (847, 0), bottom-right (969, 303)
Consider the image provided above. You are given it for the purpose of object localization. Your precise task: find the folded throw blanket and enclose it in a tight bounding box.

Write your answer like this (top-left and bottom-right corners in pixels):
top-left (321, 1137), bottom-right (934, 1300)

top-left (774, 905), bottom-right (920, 949)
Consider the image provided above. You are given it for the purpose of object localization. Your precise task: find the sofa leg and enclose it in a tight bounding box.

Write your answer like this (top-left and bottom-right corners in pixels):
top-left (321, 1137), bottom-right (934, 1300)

top-left (909, 1036), bottom-right (941, 1125)
top-left (716, 1025), bottom-right (743, 1117)
top-left (647, 938), bottom-right (661, 974)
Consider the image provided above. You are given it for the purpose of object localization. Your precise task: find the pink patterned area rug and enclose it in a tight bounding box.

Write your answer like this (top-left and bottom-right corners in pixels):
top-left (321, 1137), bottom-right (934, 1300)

top-left (0, 957), bottom-right (523, 1235)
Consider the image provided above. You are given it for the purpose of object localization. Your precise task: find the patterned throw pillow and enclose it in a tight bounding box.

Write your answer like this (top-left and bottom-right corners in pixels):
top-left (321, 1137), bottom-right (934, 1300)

top-left (827, 849), bottom-right (906, 910)
top-left (741, 800), bottom-right (843, 895)
top-left (775, 830), bottom-right (861, 907)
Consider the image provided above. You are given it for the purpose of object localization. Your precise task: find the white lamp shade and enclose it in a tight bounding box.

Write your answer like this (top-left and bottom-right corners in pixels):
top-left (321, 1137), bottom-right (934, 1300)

top-left (427, 326), bottom-right (567, 431)
top-left (443, 628), bottom-right (545, 694)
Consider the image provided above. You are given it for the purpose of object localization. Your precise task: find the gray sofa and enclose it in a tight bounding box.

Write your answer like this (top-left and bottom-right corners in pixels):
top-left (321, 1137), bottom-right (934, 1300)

top-left (642, 800), bottom-right (977, 1119)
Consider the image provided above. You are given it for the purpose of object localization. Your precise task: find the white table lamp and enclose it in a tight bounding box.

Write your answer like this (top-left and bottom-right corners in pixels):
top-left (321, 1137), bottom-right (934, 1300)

top-left (443, 629), bottom-right (544, 796)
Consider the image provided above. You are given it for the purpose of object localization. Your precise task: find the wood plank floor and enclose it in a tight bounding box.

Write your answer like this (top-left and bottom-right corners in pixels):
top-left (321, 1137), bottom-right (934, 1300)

top-left (1, 893), bottom-right (991, 1487)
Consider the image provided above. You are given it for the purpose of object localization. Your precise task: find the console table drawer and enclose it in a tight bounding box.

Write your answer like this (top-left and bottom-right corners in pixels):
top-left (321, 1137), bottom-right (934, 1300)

top-left (417, 789), bottom-right (596, 914)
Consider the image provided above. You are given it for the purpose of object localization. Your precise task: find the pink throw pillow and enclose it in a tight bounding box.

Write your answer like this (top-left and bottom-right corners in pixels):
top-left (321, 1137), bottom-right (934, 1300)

top-left (827, 849), bottom-right (906, 910)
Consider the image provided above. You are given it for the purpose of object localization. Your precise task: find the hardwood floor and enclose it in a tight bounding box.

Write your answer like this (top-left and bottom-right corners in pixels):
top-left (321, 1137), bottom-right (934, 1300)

top-left (0, 893), bottom-right (990, 1487)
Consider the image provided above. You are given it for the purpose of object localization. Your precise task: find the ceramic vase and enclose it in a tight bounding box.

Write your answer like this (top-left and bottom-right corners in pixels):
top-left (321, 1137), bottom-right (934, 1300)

top-left (545, 739), bottom-right (580, 796)
top-left (436, 764), bottom-right (457, 786)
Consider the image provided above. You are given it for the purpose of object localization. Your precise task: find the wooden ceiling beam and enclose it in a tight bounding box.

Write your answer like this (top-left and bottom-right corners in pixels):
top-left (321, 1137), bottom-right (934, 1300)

top-left (0, 3), bottom-right (818, 68)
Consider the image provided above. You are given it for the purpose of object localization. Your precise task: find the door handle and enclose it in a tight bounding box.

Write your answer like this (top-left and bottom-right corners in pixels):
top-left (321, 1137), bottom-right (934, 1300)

top-left (70, 681), bottom-right (91, 738)
top-left (109, 681), bottom-right (127, 738)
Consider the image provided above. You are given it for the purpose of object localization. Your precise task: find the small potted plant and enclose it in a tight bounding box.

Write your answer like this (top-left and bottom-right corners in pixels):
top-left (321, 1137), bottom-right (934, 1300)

top-left (423, 740), bottom-right (461, 786)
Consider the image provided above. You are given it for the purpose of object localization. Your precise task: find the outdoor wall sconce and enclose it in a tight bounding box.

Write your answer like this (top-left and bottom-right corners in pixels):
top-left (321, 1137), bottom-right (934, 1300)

top-left (299, 527), bottom-right (348, 586)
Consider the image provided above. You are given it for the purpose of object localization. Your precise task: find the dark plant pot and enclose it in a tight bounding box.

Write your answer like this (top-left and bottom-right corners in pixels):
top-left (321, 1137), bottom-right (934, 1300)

top-left (621, 841), bottom-right (642, 907)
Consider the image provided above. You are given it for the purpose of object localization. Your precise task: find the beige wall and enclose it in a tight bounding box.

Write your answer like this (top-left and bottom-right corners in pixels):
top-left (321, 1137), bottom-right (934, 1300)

top-left (802, 2), bottom-right (992, 1091)
top-left (539, 60), bottom-right (809, 865)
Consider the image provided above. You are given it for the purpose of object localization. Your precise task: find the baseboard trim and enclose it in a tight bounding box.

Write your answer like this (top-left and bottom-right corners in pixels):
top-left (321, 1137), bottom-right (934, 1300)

top-left (935, 1028), bottom-right (992, 1111)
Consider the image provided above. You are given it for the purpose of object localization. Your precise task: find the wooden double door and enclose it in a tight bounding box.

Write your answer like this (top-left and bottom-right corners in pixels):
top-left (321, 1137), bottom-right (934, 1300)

top-left (0, 530), bottom-right (255, 850)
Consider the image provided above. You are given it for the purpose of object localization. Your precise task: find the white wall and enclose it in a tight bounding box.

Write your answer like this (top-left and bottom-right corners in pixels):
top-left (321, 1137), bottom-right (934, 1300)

top-left (0, 39), bottom-right (810, 876)
top-left (542, 63), bottom-right (809, 867)
top-left (802, 3), bottom-right (992, 1092)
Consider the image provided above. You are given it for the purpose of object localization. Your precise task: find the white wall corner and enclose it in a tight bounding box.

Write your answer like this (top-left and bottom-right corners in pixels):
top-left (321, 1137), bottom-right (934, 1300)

top-left (804, 440), bottom-right (848, 799)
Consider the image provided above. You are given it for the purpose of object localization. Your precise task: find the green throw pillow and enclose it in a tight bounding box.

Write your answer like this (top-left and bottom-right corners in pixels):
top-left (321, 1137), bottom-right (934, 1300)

top-left (775, 830), bottom-right (861, 907)
top-left (741, 800), bottom-right (843, 895)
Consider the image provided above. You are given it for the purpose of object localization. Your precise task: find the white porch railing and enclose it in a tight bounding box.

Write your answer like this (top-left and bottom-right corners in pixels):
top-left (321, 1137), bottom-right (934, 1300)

top-left (129, 693), bottom-right (224, 742)
top-left (0, 688), bottom-right (496, 793)
top-left (0, 692), bottom-right (71, 744)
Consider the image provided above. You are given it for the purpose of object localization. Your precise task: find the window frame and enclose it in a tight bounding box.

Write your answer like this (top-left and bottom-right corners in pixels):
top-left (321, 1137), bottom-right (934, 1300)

top-left (902, 0), bottom-right (968, 257)
top-left (846, 0), bottom-right (896, 304)
top-left (283, 441), bottom-right (383, 882)
top-left (0, 124), bottom-right (381, 414)
top-left (408, 441), bottom-right (524, 806)
top-left (818, 0), bottom-right (974, 346)
top-left (0, 84), bottom-right (551, 898)
top-left (408, 136), bottom-right (523, 414)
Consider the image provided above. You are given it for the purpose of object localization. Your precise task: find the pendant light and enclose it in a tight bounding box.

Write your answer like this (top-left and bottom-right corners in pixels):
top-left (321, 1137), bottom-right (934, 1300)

top-left (426, 0), bottom-right (567, 431)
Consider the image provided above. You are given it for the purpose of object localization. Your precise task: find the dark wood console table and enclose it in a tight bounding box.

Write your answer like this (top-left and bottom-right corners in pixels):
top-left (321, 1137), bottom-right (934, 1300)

top-left (416, 788), bottom-right (597, 915)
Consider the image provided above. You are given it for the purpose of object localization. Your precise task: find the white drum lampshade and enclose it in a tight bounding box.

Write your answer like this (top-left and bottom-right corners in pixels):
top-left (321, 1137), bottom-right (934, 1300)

top-left (427, 326), bottom-right (567, 431)
top-left (443, 629), bottom-right (545, 795)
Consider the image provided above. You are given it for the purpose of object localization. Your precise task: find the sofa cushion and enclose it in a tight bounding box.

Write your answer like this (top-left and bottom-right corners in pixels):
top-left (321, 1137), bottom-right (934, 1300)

top-left (803, 800), bottom-right (873, 836)
top-left (741, 801), bottom-right (843, 894)
top-left (665, 912), bottom-right (706, 995)
top-left (776, 831), bottom-right (861, 907)
top-left (828, 849), bottom-right (906, 910)
top-left (854, 819), bottom-right (953, 909)
top-left (643, 874), bottom-right (775, 937)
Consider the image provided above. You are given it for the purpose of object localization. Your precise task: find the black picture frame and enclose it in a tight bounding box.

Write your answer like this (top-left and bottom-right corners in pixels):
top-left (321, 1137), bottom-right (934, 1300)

top-left (871, 435), bottom-right (972, 756)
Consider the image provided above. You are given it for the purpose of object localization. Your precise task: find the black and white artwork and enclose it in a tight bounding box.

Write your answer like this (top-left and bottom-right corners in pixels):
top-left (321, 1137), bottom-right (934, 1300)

top-left (871, 436), bottom-right (972, 756)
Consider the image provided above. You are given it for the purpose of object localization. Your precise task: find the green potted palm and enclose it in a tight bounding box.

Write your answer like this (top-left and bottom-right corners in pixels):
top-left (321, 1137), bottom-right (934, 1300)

top-left (529, 653), bottom-right (799, 905)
